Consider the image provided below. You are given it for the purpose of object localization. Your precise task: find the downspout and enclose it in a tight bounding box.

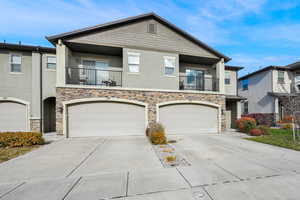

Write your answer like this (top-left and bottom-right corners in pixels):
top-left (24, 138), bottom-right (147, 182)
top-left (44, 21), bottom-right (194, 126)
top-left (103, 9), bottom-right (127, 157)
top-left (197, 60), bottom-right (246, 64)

top-left (37, 47), bottom-right (43, 134)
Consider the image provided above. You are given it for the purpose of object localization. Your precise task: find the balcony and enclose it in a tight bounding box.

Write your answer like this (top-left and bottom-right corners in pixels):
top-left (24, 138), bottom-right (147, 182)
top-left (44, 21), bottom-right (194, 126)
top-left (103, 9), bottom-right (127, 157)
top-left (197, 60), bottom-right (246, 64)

top-left (179, 76), bottom-right (219, 92)
top-left (66, 67), bottom-right (219, 92)
top-left (66, 67), bottom-right (122, 87)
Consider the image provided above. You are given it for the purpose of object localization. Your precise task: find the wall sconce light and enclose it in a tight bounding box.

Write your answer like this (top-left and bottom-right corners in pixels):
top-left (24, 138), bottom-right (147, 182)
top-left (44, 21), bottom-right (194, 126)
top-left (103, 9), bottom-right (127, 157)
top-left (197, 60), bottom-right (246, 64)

top-left (59, 106), bottom-right (63, 114)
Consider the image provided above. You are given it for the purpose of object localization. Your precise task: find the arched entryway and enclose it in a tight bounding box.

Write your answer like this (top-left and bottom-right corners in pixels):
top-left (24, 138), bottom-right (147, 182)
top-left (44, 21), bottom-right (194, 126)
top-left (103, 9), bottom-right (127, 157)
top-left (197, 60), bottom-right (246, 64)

top-left (44, 97), bottom-right (56, 133)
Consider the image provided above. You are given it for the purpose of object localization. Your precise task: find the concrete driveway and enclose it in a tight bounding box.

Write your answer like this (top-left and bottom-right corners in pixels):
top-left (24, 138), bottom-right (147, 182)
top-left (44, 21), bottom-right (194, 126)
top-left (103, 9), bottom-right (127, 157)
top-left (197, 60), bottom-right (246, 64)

top-left (1, 132), bottom-right (300, 199)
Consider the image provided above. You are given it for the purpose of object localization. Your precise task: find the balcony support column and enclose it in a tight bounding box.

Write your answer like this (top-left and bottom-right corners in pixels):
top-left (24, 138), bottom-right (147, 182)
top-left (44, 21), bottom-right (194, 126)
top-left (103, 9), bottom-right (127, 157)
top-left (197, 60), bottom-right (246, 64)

top-left (56, 40), bottom-right (70, 87)
top-left (216, 58), bottom-right (225, 94)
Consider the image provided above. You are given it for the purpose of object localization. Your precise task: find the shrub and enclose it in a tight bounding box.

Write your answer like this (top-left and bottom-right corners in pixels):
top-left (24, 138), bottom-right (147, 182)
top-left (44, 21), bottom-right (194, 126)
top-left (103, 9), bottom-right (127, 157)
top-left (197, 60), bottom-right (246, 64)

top-left (249, 128), bottom-right (263, 136)
top-left (282, 123), bottom-right (293, 130)
top-left (257, 125), bottom-right (270, 135)
top-left (236, 117), bottom-right (256, 133)
top-left (282, 115), bottom-right (294, 123)
top-left (242, 113), bottom-right (274, 126)
top-left (165, 155), bottom-right (176, 162)
top-left (0, 132), bottom-right (44, 148)
top-left (148, 123), bottom-right (167, 145)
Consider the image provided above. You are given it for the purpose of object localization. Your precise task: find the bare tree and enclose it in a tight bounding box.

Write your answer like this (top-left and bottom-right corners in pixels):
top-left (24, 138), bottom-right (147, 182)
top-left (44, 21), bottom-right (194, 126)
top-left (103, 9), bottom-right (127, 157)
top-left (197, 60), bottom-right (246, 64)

top-left (278, 93), bottom-right (300, 141)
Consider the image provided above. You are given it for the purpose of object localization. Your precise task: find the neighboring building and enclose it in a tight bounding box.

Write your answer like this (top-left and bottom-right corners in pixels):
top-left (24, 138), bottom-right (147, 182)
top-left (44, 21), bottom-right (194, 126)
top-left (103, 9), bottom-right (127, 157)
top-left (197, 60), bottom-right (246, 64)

top-left (0, 43), bottom-right (56, 133)
top-left (238, 63), bottom-right (300, 124)
top-left (1, 12), bottom-right (243, 136)
top-left (224, 65), bottom-right (245, 128)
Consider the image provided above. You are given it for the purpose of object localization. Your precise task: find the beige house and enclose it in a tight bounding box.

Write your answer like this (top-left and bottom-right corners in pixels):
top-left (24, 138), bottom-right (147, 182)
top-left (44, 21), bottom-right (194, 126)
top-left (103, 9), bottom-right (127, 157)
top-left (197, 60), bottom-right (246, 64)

top-left (0, 13), bottom-right (243, 136)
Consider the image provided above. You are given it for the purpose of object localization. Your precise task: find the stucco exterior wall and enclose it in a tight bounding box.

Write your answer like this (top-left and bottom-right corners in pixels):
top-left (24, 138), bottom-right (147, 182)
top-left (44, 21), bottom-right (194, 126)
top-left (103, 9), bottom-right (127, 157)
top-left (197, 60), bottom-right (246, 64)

top-left (0, 50), bottom-right (32, 105)
top-left (122, 48), bottom-right (179, 90)
top-left (238, 70), bottom-right (274, 114)
top-left (0, 49), bottom-right (56, 132)
top-left (225, 70), bottom-right (237, 95)
top-left (272, 69), bottom-right (292, 93)
top-left (56, 87), bottom-right (226, 135)
top-left (67, 19), bottom-right (218, 59)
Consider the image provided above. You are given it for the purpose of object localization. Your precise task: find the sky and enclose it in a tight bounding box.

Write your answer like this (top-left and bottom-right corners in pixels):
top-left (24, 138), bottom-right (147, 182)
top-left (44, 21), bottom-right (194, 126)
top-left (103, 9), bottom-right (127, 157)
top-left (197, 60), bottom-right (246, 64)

top-left (1, 0), bottom-right (300, 77)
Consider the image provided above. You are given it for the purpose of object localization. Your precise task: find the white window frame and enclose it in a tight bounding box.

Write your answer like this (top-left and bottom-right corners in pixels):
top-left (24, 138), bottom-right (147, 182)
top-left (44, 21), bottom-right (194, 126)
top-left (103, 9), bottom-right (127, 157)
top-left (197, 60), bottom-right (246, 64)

top-left (278, 71), bottom-right (285, 84)
top-left (225, 71), bottom-right (231, 85)
top-left (46, 56), bottom-right (56, 71)
top-left (164, 56), bottom-right (176, 77)
top-left (9, 53), bottom-right (22, 74)
top-left (128, 52), bottom-right (140, 74)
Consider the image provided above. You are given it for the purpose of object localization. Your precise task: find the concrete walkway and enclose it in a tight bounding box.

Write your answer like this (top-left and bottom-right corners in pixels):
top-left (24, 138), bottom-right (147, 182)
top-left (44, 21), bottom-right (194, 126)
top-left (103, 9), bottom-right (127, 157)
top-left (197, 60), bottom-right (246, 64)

top-left (1, 132), bottom-right (300, 199)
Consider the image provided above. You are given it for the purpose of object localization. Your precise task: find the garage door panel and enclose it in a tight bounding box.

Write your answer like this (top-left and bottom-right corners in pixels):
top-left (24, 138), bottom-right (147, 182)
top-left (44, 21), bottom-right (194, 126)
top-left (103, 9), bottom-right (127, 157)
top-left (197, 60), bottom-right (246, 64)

top-left (0, 102), bottom-right (27, 132)
top-left (159, 104), bottom-right (218, 135)
top-left (68, 102), bottom-right (146, 137)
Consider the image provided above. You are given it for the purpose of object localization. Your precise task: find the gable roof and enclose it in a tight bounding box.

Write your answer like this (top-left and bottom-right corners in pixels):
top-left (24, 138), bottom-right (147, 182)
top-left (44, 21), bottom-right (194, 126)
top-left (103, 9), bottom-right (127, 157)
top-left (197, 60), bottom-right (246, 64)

top-left (238, 65), bottom-right (289, 81)
top-left (46, 12), bottom-right (230, 62)
top-left (0, 42), bottom-right (55, 53)
top-left (286, 61), bottom-right (300, 70)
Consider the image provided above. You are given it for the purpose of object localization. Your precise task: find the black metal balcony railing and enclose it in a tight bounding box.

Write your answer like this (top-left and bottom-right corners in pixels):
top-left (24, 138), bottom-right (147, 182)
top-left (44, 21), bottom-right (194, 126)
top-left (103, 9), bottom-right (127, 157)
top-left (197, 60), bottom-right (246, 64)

top-left (179, 76), bottom-right (219, 92)
top-left (66, 67), bottom-right (122, 86)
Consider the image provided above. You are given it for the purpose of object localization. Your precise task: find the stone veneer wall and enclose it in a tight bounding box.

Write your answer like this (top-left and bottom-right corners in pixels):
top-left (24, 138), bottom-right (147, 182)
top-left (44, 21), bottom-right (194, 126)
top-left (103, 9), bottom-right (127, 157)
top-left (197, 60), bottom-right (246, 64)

top-left (30, 119), bottom-right (41, 132)
top-left (56, 87), bottom-right (226, 135)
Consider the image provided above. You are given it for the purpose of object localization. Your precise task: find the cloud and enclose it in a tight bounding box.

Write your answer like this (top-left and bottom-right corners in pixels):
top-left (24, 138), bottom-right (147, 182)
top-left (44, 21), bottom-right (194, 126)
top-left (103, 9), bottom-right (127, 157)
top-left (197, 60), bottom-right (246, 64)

top-left (230, 53), bottom-right (300, 76)
top-left (246, 23), bottom-right (300, 45)
top-left (0, 0), bottom-right (140, 37)
top-left (183, 15), bottom-right (234, 45)
top-left (195, 0), bottom-right (268, 21)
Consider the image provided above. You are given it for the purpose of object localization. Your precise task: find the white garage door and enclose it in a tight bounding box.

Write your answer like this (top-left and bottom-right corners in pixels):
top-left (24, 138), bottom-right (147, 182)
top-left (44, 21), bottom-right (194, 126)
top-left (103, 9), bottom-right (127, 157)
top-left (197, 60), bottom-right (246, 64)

top-left (68, 101), bottom-right (146, 137)
top-left (158, 103), bottom-right (219, 134)
top-left (0, 101), bottom-right (27, 132)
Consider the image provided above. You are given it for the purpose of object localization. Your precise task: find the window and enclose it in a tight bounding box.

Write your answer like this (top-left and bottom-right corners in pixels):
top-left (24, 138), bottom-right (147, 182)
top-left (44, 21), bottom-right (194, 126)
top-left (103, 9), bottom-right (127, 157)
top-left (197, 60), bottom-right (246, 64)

top-left (225, 71), bottom-right (231, 85)
top-left (278, 71), bottom-right (285, 83)
top-left (242, 79), bottom-right (248, 90)
top-left (164, 57), bottom-right (176, 76)
top-left (81, 59), bottom-right (109, 85)
top-left (147, 23), bottom-right (157, 34)
top-left (128, 53), bottom-right (140, 73)
top-left (243, 101), bottom-right (248, 114)
top-left (10, 54), bottom-right (21, 72)
top-left (47, 56), bottom-right (56, 70)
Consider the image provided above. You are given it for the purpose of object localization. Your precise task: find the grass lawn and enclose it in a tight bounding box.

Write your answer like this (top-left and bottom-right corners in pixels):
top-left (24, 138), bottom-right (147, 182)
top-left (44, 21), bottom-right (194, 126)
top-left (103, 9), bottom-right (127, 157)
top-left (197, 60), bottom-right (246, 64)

top-left (0, 146), bottom-right (38, 164)
top-left (246, 129), bottom-right (300, 151)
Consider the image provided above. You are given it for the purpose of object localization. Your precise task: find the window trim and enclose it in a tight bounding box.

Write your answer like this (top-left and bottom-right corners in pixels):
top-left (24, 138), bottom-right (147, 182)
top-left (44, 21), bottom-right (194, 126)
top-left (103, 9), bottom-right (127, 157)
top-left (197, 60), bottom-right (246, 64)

top-left (277, 70), bottom-right (285, 84)
top-left (163, 56), bottom-right (176, 77)
top-left (9, 53), bottom-right (22, 74)
top-left (225, 71), bottom-right (231, 85)
top-left (46, 55), bottom-right (56, 71)
top-left (128, 52), bottom-right (140, 74)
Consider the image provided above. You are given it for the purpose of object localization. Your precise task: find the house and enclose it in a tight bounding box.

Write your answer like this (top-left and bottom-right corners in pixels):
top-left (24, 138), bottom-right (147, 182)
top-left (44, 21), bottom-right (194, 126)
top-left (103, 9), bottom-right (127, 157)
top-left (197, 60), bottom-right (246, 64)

top-left (0, 13), bottom-right (243, 137)
top-left (238, 63), bottom-right (300, 125)
top-left (0, 43), bottom-right (56, 132)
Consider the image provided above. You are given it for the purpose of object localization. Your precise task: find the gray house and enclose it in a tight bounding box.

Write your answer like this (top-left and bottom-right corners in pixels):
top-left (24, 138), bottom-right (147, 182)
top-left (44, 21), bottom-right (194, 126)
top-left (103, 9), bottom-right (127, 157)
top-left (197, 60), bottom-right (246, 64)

top-left (0, 13), bottom-right (243, 136)
top-left (238, 63), bottom-right (300, 124)
top-left (0, 43), bottom-right (56, 133)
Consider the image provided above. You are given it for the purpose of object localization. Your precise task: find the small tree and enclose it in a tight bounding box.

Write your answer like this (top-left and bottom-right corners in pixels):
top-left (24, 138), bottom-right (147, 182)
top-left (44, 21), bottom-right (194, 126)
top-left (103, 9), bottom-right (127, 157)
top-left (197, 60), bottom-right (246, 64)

top-left (278, 93), bottom-right (300, 141)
